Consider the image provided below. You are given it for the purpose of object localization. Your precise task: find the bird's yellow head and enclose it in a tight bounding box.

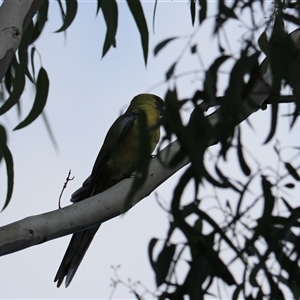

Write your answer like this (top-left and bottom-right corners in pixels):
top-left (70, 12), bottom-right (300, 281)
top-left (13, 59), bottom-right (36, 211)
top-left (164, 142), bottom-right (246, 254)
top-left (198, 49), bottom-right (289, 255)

top-left (128, 93), bottom-right (165, 116)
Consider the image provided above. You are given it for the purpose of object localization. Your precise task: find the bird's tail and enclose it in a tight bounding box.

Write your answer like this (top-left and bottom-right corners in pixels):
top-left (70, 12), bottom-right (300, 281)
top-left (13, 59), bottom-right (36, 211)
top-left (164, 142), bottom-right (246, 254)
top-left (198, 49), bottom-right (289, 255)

top-left (54, 225), bottom-right (101, 287)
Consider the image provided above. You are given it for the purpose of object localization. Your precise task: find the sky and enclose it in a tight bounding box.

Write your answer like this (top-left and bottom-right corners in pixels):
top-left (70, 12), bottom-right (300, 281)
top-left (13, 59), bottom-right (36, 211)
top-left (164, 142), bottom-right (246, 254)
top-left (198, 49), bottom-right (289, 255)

top-left (0, 1), bottom-right (300, 299)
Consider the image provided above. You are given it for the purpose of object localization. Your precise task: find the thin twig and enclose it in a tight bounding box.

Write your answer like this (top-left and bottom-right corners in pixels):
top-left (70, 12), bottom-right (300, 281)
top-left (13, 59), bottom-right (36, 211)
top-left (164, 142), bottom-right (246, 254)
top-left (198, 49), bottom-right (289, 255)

top-left (58, 170), bottom-right (75, 209)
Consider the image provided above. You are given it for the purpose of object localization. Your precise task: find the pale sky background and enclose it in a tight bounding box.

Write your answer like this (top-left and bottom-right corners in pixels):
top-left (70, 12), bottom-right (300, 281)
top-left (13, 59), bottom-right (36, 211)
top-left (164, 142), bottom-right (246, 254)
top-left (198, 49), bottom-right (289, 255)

top-left (0, 1), bottom-right (300, 299)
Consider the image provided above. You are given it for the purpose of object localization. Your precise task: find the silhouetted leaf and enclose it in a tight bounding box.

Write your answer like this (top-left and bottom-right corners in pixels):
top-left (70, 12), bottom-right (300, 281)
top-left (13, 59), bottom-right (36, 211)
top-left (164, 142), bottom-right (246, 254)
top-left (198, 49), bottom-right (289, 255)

top-left (55, 0), bottom-right (78, 32)
top-left (190, 0), bottom-right (196, 26)
top-left (101, 0), bottom-right (118, 58)
top-left (285, 162), bottom-right (300, 181)
top-left (126, 0), bottom-right (148, 64)
top-left (232, 284), bottom-right (243, 300)
top-left (249, 263), bottom-right (260, 287)
top-left (281, 197), bottom-right (293, 212)
top-left (148, 238), bottom-right (176, 287)
top-left (148, 238), bottom-right (158, 270)
top-left (166, 62), bottom-right (176, 80)
top-left (30, 47), bottom-right (36, 80)
top-left (31, 0), bottom-right (49, 42)
top-left (282, 13), bottom-right (300, 25)
top-left (264, 17), bottom-right (290, 143)
top-left (155, 243), bottom-right (176, 286)
top-left (96, 0), bottom-right (102, 15)
top-left (0, 125), bottom-right (14, 210)
top-left (219, 47), bottom-right (259, 157)
top-left (152, 0), bottom-right (158, 34)
top-left (237, 127), bottom-right (251, 176)
top-left (198, 0), bottom-right (207, 24)
top-left (0, 125), bottom-right (6, 163)
top-left (0, 60), bottom-right (25, 115)
top-left (204, 55), bottom-right (230, 102)
top-left (14, 68), bottom-right (49, 130)
top-left (18, 21), bottom-right (35, 83)
top-left (190, 44), bottom-right (197, 54)
top-left (258, 31), bottom-right (269, 56)
top-left (154, 37), bottom-right (178, 56)
top-left (285, 183), bottom-right (295, 189)
top-left (264, 95), bottom-right (278, 143)
top-left (215, 2), bottom-right (237, 33)
top-left (196, 210), bottom-right (242, 261)
top-left (261, 176), bottom-right (275, 221)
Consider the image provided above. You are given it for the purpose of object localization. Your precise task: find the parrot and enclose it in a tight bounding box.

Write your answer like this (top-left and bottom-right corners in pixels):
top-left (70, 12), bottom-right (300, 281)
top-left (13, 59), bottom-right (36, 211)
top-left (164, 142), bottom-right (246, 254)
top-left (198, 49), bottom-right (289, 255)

top-left (54, 93), bottom-right (165, 288)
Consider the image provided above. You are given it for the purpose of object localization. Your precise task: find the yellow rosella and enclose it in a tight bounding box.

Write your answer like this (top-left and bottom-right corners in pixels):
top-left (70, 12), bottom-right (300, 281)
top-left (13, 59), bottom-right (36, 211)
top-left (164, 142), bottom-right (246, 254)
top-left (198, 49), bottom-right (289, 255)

top-left (54, 94), bottom-right (164, 287)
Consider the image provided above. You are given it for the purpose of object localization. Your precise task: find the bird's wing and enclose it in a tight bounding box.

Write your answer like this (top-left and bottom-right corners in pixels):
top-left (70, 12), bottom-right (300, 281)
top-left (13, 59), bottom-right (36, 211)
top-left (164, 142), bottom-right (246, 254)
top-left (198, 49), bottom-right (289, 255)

top-left (70, 111), bottom-right (137, 203)
top-left (55, 111), bottom-right (137, 287)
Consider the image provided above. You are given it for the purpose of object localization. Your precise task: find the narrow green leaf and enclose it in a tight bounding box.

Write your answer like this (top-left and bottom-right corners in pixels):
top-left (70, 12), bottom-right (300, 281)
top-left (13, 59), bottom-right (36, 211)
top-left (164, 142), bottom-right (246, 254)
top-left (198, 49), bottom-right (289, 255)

top-left (285, 162), bottom-right (300, 181)
top-left (198, 0), bottom-right (207, 24)
top-left (148, 238), bottom-right (158, 270)
top-left (264, 95), bottom-right (278, 143)
top-left (56, 0), bottom-right (65, 27)
top-left (0, 60), bottom-right (25, 115)
top-left (237, 127), bottom-right (251, 176)
top-left (155, 243), bottom-right (176, 286)
top-left (281, 197), bottom-right (293, 212)
top-left (249, 263), bottom-right (260, 287)
top-left (0, 125), bottom-right (14, 210)
top-left (18, 21), bottom-right (35, 83)
top-left (30, 47), bottom-right (36, 81)
top-left (258, 31), bottom-right (269, 57)
top-left (55, 0), bottom-right (78, 33)
top-left (261, 176), bottom-right (275, 221)
top-left (96, 0), bottom-right (102, 15)
top-left (0, 124), bottom-right (6, 163)
top-left (31, 0), bottom-right (49, 42)
top-left (166, 62), bottom-right (176, 80)
top-left (14, 67), bottom-right (49, 130)
top-left (126, 0), bottom-right (149, 65)
top-left (204, 55), bottom-right (230, 102)
top-left (282, 13), bottom-right (300, 26)
top-left (101, 0), bottom-right (118, 58)
top-left (264, 17), bottom-right (287, 143)
top-left (232, 284), bottom-right (243, 300)
top-left (154, 37), bottom-right (178, 56)
top-left (152, 0), bottom-right (158, 34)
top-left (285, 183), bottom-right (295, 189)
top-left (190, 0), bottom-right (196, 26)
top-left (190, 44), bottom-right (197, 54)
top-left (4, 64), bottom-right (12, 93)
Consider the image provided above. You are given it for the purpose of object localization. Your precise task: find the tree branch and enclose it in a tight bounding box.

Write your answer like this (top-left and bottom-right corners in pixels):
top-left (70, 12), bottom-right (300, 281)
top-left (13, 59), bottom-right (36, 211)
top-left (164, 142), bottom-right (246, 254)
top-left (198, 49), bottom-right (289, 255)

top-left (0, 140), bottom-right (187, 256)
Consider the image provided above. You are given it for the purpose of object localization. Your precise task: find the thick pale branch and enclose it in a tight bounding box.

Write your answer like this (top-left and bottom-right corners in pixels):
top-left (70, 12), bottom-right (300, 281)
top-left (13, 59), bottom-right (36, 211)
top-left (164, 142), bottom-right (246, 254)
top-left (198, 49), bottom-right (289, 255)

top-left (0, 140), bottom-right (187, 256)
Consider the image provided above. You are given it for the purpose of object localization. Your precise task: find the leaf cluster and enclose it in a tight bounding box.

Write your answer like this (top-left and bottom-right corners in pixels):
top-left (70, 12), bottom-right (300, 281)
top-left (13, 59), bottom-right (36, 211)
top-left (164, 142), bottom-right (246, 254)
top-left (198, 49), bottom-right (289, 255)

top-left (142, 1), bottom-right (300, 299)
